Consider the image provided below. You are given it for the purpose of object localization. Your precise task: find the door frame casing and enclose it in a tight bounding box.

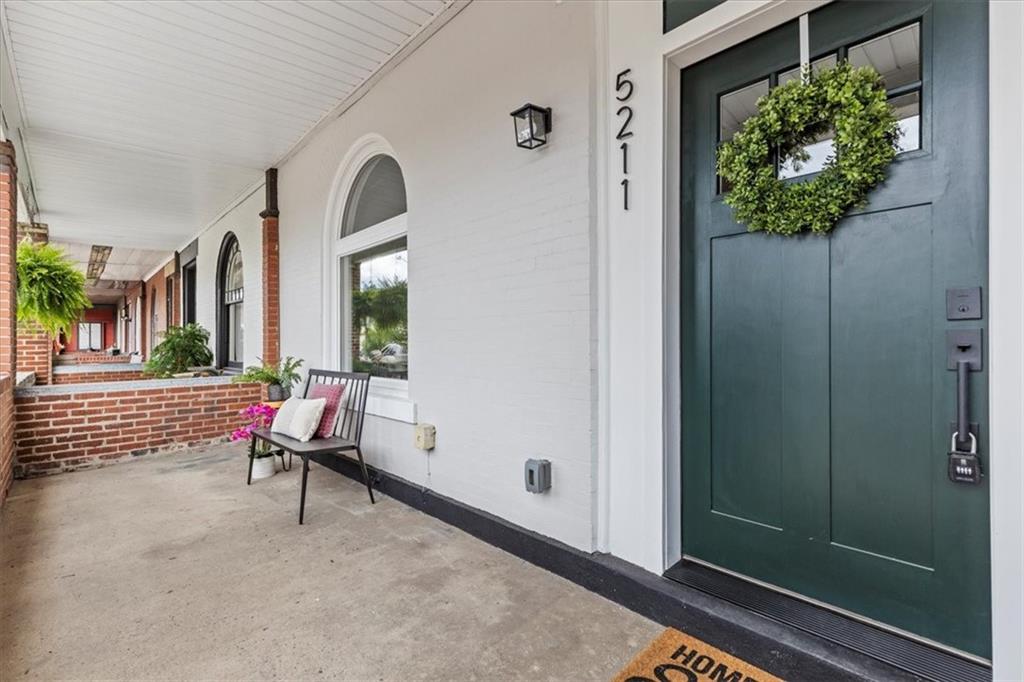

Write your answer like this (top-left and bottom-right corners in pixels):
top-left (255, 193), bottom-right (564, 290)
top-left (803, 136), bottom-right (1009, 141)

top-left (600, 0), bottom-right (1023, 677)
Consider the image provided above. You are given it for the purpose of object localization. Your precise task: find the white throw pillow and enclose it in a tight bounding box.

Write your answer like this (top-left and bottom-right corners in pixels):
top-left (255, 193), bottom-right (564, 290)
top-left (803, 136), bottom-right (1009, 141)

top-left (271, 397), bottom-right (327, 442)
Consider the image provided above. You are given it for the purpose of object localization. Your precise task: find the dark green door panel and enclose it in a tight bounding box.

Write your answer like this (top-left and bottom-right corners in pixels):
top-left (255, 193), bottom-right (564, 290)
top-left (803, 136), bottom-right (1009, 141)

top-left (680, 0), bottom-right (990, 658)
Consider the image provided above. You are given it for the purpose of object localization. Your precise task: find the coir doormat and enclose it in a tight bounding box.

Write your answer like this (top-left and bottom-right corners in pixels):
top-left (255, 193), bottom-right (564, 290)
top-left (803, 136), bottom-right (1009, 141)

top-left (613, 628), bottom-right (784, 682)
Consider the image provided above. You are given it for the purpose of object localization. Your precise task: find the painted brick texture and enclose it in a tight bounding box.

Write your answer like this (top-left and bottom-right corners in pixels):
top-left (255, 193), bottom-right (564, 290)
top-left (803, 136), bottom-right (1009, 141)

top-left (52, 369), bottom-right (146, 384)
top-left (0, 374), bottom-right (13, 505)
top-left (273, 1), bottom-right (599, 550)
top-left (17, 326), bottom-right (53, 384)
top-left (13, 380), bottom-right (261, 477)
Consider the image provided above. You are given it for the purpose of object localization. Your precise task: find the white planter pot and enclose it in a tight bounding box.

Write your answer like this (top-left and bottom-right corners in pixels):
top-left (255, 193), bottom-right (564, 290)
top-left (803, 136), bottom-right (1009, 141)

top-left (251, 455), bottom-right (276, 480)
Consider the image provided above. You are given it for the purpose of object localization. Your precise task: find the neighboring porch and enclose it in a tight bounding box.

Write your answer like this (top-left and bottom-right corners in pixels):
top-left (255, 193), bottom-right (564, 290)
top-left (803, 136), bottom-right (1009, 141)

top-left (0, 444), bottom-right (661, 680)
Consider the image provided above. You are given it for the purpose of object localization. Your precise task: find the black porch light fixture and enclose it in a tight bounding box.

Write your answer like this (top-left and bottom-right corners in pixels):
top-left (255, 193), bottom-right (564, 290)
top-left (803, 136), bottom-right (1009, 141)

top-left (510, 103), bottom-right (552, 149)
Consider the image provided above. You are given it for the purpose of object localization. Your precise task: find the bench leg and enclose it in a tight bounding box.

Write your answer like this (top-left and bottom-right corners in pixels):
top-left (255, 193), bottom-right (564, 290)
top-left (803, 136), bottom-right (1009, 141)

top-left (299, 454), bottom-right (310, 524)
top-left (355, 446), bottom-right (375, 504)
top-left (246, 436), bottom-right (256, 485)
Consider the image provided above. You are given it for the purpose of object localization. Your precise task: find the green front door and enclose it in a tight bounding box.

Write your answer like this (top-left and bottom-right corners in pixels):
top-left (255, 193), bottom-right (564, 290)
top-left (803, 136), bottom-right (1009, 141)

top-left (681, 1), bottom-right (990, 658)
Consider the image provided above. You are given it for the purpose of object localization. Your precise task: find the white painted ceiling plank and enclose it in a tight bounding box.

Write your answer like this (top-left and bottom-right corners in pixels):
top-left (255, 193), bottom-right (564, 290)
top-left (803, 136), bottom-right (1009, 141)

top-left (5, 6), bottom-right (360, 102)
top-left (289, 0), bottom-right (413, 46)
top-left (10, 44), bottom-right (337, 125)
top-left (222, 1), bottom-right (398, 60)
top-left (343, 1), bottom-right (423, 35)
top-left (17, 84), bottom-right (308, 150)
top-left (174, 1), bottom-right (385, 75)
top-left (7, 32), bottom-right (349, 119)
top-left (120, 1), bottom-right (376, 84)
top-left (372, 1), bottom-right (436, 26)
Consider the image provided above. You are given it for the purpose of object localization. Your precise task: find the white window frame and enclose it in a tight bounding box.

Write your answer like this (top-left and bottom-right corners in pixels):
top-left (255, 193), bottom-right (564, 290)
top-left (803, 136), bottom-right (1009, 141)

top-left (78, 322), bottom-right (103, 351)
top-left (322, 134), bottom-right (415, 424)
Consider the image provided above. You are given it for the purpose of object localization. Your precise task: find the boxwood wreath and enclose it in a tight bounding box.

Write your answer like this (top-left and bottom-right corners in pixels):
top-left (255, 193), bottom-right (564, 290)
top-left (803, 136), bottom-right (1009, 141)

top-left (717, 61), bottom-right (901, 235)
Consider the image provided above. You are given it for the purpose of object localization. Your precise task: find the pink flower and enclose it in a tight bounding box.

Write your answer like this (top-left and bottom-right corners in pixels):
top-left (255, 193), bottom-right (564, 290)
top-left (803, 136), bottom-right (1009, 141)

top-left (230, 403), bottom-right (279, 441)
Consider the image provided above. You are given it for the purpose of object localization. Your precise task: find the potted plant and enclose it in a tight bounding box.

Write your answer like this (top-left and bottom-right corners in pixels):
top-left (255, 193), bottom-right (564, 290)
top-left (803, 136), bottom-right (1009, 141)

top-left (144, 324), bottom-right (215, 378)
top-left (16, 241), bottom-right (91, 336)
top-left (231, 403), bottom-right (278, 480)
top-left (233, 356), bottom-right (303, 401)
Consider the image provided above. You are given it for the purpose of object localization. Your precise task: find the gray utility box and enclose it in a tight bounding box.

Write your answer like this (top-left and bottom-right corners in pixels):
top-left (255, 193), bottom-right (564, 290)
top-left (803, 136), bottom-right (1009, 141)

top-left (524, 459), bottom-right (551, 493)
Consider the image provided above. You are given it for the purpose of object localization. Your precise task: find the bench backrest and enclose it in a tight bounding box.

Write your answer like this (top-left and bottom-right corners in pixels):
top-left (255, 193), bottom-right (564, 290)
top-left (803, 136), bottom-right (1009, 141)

top-left (301, 370), bottom-right (371, 446)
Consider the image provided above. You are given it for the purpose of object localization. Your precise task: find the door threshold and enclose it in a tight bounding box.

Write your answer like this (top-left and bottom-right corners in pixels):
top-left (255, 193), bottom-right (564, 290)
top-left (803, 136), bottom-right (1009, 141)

top-left (664, 558), bottom-right (991, 682)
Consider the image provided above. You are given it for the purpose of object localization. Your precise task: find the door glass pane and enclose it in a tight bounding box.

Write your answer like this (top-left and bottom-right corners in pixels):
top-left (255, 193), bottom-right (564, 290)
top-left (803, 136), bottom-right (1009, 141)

top-left (848, 23), bottom-right (920, 90)
top-left (719, 79), bottom-right (769, 192)
top-left (719, 79), bottom-right (769, 142)
top-left (890, 91), bottom-right (921, 152)
top-left (778, 128), bottom-right (835, 179)
top-left (777, 54), bottom-right (838, 86)
top-left (349, 238), bottom-right (408, 379)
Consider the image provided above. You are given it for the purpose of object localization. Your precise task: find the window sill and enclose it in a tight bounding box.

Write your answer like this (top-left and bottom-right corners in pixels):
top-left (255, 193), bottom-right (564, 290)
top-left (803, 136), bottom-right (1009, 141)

top-left (366, 379), bottom-right (416, 424)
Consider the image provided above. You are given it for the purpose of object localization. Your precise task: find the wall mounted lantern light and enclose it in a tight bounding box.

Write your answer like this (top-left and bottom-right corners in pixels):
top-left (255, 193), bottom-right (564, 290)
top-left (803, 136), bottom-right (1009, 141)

top-left (510, 103), bottom-right (552, 149)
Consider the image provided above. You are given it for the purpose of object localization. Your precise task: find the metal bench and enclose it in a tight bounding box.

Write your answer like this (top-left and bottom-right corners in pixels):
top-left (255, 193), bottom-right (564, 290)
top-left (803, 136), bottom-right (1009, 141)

top-left (247, 370), bottom-right (374, 523)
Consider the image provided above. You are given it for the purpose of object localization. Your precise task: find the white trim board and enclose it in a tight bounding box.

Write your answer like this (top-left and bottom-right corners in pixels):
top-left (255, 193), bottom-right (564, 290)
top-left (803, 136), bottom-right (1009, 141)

top-left (987, 2), bottom-right (1024, 679)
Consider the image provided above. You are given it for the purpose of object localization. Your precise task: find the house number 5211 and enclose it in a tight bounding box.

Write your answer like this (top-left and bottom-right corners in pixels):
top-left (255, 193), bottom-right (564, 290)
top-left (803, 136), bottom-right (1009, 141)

top-left (615, 68), bottom-right (634, 211)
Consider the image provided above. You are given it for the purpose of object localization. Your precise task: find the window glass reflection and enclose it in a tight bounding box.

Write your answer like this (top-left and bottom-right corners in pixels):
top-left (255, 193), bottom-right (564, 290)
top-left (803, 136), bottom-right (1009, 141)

top-left (890, 91), bottom-right (921, 153)
top-left (719, 79), bottom-right (769, 143)
top-left (848, 24), bottom-right (921, 90)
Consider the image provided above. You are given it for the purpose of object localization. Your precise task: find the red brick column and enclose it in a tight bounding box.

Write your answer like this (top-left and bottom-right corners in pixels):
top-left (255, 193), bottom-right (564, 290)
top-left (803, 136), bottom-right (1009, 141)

top-left (171, 272), bottom-right (181, 327)
top-left (12, 219), bottom-right (54, 383)
top-left (0, 140), bottom-right (17, 504)
top-left (0, 140), bottom-right (17, 380)
top-left (260, 168), bottom-right (280, 367)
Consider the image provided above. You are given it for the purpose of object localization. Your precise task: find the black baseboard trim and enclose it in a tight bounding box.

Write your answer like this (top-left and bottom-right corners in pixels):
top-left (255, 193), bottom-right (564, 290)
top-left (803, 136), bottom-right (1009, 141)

top-left (311, 454), bottom-right (967, 682)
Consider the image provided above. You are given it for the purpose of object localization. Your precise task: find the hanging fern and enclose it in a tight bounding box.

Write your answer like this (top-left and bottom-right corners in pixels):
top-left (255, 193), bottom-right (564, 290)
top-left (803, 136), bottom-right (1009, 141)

top-left (16, 241), bottom-right (91, 336)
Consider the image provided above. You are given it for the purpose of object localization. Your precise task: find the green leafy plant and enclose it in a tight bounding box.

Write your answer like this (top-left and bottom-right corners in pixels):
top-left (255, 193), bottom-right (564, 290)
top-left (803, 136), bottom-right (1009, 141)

top-left (16, 241), bottom-right (91, 336)
top-left (144, 324), bottom-right (214, 377)
top-left (233, 356), bottom-right (304, 389)
top-left (717, 61), bottom-right (900, 235)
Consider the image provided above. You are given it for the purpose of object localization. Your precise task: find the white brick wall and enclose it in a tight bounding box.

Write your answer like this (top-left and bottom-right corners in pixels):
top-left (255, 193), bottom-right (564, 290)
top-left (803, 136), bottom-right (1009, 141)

top-left (270, 0), bottom-right (599, 550)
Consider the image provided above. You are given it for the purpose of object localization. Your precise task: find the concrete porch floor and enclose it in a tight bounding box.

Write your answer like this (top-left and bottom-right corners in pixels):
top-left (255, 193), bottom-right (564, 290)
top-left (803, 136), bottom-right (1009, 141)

top-left (0, 445), bottom-right (660, 680)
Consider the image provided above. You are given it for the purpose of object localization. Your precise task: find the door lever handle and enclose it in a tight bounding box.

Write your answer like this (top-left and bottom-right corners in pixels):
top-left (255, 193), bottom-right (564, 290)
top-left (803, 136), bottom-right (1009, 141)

top-left (946, 329), bottom-right (982, 449)
top-left (956, 359), bottom-right (970, 449)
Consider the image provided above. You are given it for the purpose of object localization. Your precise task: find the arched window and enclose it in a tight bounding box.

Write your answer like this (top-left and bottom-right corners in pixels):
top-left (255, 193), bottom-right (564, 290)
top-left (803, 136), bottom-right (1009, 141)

top-left (216, 233), bottom-right (244, 369)
top-left (333, 154), bottom-right (408, 380)
top-left (341, 155), bottom-right (407, 237)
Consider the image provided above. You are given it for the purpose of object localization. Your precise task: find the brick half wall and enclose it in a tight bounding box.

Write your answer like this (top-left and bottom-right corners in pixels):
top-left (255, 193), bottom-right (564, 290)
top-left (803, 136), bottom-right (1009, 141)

top-left (17, 326), bottom-right (53, 384)
top-left (0, 374), bottom-right (13, 505)
top-left (14, 377), bottom-right (261, 477)
top-left (52, 368), bottom-right (146, 384)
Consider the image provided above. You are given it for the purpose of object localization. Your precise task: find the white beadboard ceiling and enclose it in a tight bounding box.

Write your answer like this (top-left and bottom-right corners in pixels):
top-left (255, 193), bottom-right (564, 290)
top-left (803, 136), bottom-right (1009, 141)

top-left (0, 0), bottom-right (458, 253)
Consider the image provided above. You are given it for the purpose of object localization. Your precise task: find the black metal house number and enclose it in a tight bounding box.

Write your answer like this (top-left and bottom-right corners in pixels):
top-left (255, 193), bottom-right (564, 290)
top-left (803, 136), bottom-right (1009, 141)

top-left (616, 68), bottom-right (634, 211)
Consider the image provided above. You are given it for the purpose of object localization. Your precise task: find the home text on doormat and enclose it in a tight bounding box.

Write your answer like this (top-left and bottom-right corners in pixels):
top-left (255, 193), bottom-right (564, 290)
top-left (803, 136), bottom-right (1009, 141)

top-left (612, 628), bottom-right (784, 682)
